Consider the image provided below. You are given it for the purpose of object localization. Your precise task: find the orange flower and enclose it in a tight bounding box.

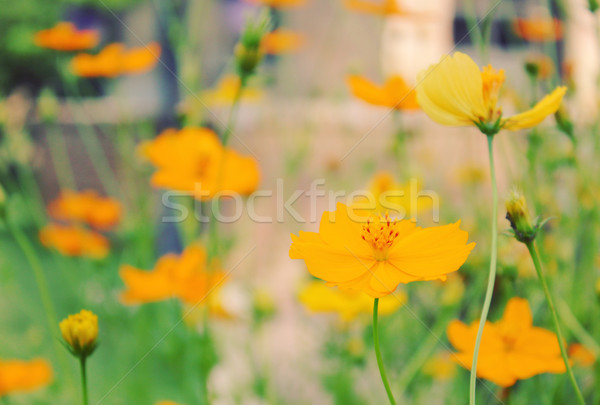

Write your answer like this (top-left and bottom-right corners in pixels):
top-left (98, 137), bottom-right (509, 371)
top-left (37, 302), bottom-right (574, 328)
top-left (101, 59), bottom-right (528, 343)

top-left (141, 127), bottom-right (260, 200)
top-left (261, 29), bottom-right (305, 54)
top-left (569, 343), bottom-right (596, 367)
top-left (199, 75), bottom-right (262, 106)
top-left (243, 0), bottom-right (307, 8)
top-left (39, 224), bottom-right (109, 259)
top-left (290, 203), bottom-right (475, 298)
top-left (347, 75), bottom-right (419, 110)
top-left (448, 297), bottom-right (566, 387)
top-left (344, 0), bottom-right (405, 16)
top-left (34, 22), bottom-right (99, 51)
top-left (514, 18), bottom-right (563, 42)
top-left (71, 42), bottom-right (161, 77)
top-left (120, 244), bottom-right (227, 306)
top-left (0, 359), bottom-right (53, 397)
top-left (48, 189), bottom-right (122, 230)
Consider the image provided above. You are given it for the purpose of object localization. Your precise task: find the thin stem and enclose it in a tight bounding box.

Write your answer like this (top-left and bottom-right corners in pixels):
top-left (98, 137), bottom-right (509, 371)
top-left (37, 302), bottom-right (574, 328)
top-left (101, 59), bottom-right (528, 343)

top-left (373, 298), bottom-right (397, 405)
top-left (556, 297), bottom-right (600, 358)
top-left (80, 356), bottom-right (89, 405)
top-left (526, 241), bottom-right (586, 405)
top-left (470, 135), bottom-right (498, 405)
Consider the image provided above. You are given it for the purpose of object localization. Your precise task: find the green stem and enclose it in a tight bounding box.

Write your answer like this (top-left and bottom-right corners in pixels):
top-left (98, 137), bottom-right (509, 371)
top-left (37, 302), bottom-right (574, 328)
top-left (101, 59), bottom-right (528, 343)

top-left (373, 298), bottom-right (397, 405)
top-left (556, 297), bottom-right (600, 358)
top-left (470, 135), bottom-right (498, 405)
top-left (525, 241), bottom-right (586, 405)
top-left (80, 356), bottom-right (89, 405)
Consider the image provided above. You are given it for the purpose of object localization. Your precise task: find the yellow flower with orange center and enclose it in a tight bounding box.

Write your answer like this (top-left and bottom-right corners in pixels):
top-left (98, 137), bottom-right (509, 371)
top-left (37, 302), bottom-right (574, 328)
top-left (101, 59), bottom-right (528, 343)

top-left (260, 29), bottom-right (305, 55)
top-left (514, 17), bottom-right (563, 42)
top-left (0, 359), bottom-right (53, 397)
top-left (347, 75), bottom-right (419, 110)
top-left (290, 203), bottom-right (475, 298)
top-left (448, 297), bottom-right (566, 387)
top-left (120, 244), bottom-right (228, 306)
top-left (71, 42), bottom-right (161, 78)
top-left (416, 52), bottom-right (566, 134)
top-left (39, 224), bottom-right (109, 258)
top-left (141, 127), bottom-right (260, 200)
top-left (34, 22), bottom-right (99, 51)
top-left (243, 0), bottom-right (307, 8)
top-left (48, 189), bottom-right (122, 230)
top-left (344, 0), bottom-right (405, 15)
top-left (299, 281), bottom-right (405, 321)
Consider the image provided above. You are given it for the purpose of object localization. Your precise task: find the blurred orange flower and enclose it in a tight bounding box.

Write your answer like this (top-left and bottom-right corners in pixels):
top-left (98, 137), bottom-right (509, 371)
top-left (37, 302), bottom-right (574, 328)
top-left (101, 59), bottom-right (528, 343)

top-left (423, 352), bottom-right (457, 380)
top-left (299, 281), bottom-right (405, 321)
top-left (34, 22), bottom-right (99, 51)
top-left (120, 244), bottom-right (227, 306)
top-left (200, 75), bottom-right (262, 106)
top-left (141, 127), bottom-right (260, 200)
top-left (448, 297), bottom-right (566, 387)
top-left (514, 18), bottom-right (563, 42)
top-left (290, 202), bottom-right (475, 298)
top-left (243, 0), bottom-right (306, 8)
top-left (39, 224), bottom-right (109, 259)
top-left (0, 359), bottom-right (53, 397)
top-left (569, 343), bottom-right (596, 367)
top-left (71, 42), bottom-right (161, 78)
top-left (344, 0), bottom-right (404, 15)
top-left (347, 75), bottom-right (419, 110)
top-left (261, 29), bottom-right (305, 54)
top-left (48, 189), bottom-right (122, 230)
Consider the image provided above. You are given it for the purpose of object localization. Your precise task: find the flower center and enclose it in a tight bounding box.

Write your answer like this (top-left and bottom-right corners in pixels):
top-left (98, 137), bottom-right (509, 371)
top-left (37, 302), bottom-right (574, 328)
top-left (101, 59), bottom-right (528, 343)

top-left (481, 65), bottom-right (505, 124)
top-left (361, 213), bottom-right (400, 261)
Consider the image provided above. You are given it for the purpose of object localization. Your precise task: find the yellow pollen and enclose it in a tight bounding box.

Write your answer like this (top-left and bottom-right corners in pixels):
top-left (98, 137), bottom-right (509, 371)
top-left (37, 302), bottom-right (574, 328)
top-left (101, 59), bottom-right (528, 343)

top-left (361, 213), bottom-right (400, 261)
top-left (481, 65), bottom-right (505, 123)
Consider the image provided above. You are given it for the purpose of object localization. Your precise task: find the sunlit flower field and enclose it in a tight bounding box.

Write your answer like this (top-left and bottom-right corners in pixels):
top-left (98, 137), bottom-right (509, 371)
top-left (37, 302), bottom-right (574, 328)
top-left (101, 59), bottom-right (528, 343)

top-left (1, 0), bottom-right (599, 404)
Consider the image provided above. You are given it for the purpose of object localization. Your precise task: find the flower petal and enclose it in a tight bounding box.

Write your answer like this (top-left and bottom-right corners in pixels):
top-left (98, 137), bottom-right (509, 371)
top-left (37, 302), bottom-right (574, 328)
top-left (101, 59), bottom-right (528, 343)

top-left (503, 86), bottom-right (566, 130)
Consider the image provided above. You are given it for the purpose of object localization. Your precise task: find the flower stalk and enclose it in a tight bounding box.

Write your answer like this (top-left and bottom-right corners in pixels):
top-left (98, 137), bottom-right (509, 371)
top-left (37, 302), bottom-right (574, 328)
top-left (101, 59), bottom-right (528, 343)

top-left (470, 134), bottom-right (498, 405)
top-left (373, 298), bottom-right (397, 405)
top-left (80, 356), bottom-right (89, 405)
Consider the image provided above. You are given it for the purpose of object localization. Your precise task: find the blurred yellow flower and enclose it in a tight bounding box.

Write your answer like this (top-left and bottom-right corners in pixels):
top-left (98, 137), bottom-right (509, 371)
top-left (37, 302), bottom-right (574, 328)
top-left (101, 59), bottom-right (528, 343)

top-left (34, 22), bottom-right (99, 51)
top-left (439, 273), bottom-right (465, 306)
top-left (299, 281), bottom-right (404, 321)
top-left (352, 172), bottom-right (433, 217)
top-left (243, 0), bottom-right (306, 7)
top-left (261, 29), bottom-right (305, 54)
top-left (200, 75), bottom-right (262, 106)
top-left (0, 359), bottom-right (52, 397)
top-left (71, 42), bottom-right (161, 78)
top-left (569, 343), bottom-right (596, 367)
top-left (120, 244), bottom-right (228, 306)
top-left (39, 224), bottom-right (109, 259)
top-left (416, 52), bottom-right (566, 133)
top-left (48, 189), bottom-right (122, 230)
top-left (141, 127), bottom-right (260, 200)
top-left (290, 202), bottom-right (475, 298)
top-left (448, 297), bottom-right (565, 387)
top-left (514, 17), bottom-right (563, 42)
top-left (423, 352), bottom-right (457, 380)
top-left (60, 310), bottom-right (98, 357)
top-left (347, 75), bottom-right (419, 110)
top-left (344, 0), bottom-right (404, 15)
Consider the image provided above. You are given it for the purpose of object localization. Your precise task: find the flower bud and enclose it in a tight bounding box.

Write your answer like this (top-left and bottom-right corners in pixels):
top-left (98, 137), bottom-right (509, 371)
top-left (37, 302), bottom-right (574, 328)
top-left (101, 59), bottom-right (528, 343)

top-left (555, 105), bottom-right (574, 141)
top-left (59, 309), bottom-right (98, 358)
top-left (506, 189), bottom-right (537, 243)
top-left (235, 11), bottom-right (270, 82)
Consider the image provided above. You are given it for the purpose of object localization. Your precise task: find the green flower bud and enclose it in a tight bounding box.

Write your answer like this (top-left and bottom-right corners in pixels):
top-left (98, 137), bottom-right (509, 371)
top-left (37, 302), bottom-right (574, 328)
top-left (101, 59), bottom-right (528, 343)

top-left (235, 11), bottom-right (271, 82)
top-left (506, 189), bottom-right (537, 243)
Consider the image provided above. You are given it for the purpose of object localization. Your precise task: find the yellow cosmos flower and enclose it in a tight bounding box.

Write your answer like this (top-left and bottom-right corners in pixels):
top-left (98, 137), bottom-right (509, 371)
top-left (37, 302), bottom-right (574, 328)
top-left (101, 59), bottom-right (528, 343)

top-left (290, 203), bottom-right (475, 298)
top-left (352, 172), bottom-right (433, 218)
top-left (260, 29), bottom-right (305, 55)
top-left (120, 244), bottom-right (228, 307)
top-left (71, 42), bottom-right (161, 77)
top-left (39, 224), bottom-right (109, 259)
top-left (60, 310), bottom-right (99, 357)
top-left (416, 52), bottom-right (566, 134)
top-left (141, 127), bottom-right (260, 200)
top-left (448, 297), bottom-right (566, 387)
top-left (48, 189), bottom-right (122, 230)
top-left (199, 75), bottom-right (262, 106)
top-left (0, 359), bottom-right (52, 397)
top-left (34, 22), bottom-right (99, 51)
top-left (347, 75), bottom-right (419, 110)
top-left (299, 281), bottom-right (404, 321)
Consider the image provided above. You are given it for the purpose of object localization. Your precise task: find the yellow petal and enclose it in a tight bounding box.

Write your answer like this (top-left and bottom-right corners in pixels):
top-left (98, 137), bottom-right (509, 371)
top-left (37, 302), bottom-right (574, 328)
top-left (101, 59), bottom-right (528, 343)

top-left (503, 86), bottom-right (566, 130)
